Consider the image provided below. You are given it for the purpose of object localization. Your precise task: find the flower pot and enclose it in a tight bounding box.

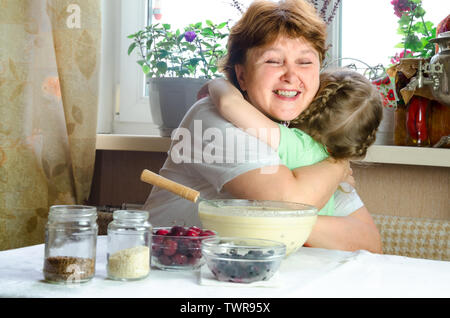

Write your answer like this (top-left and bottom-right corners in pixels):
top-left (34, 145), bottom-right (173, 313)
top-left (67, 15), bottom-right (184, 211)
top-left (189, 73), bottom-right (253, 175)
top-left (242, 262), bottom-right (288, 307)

top-left (148, 77), bottom-right (208, 131)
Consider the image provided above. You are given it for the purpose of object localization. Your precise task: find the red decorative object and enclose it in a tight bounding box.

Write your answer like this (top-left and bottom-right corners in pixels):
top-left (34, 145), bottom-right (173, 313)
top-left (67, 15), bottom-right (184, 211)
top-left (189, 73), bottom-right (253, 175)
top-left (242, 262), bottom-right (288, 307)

top-left (406, 96), bottom-right (430, 146)
top-left (435, 14), bottom-right (449, 54)
top-left (437, 14), bottom-right (449, 34)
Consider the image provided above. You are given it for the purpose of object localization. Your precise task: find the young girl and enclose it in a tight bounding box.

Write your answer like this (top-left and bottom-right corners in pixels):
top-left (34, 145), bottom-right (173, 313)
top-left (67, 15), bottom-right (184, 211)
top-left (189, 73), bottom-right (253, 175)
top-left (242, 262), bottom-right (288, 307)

top-left (208, 69), bottom-right (383, 215)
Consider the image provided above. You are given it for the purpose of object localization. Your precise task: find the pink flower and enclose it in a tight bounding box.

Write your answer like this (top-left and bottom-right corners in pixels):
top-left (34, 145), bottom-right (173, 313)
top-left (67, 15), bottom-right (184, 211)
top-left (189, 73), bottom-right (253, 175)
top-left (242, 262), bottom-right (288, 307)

top-left (391, 0), bottom-right (416, 18)
top-left (390, 50), bottom-right (414, 64)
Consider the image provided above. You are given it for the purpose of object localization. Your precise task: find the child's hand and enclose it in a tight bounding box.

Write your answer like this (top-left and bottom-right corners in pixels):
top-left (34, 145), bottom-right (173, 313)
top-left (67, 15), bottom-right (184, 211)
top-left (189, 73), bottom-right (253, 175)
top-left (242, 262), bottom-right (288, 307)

top-left (196, 80), bottom-right (212, 100)
top-left (208, 78), bottom-right (244, 106)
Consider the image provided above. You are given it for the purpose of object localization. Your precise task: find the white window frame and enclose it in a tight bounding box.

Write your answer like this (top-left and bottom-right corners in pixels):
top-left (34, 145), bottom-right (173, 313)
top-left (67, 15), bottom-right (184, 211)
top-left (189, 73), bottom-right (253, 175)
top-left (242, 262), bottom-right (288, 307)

top-left (97, 0), bottom-right (163, 135)
top-left (97, 0), bottom-right (342, 136)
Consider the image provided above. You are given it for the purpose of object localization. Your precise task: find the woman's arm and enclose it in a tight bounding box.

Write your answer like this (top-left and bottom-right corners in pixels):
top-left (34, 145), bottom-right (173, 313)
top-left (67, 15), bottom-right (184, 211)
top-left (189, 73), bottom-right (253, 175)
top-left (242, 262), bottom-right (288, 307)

top-left (223, 158), bottom-right (352, 211)
top-left (208, 78), bottom-right (281, 149)
top-left (304, 205), bottom-right (383, 254)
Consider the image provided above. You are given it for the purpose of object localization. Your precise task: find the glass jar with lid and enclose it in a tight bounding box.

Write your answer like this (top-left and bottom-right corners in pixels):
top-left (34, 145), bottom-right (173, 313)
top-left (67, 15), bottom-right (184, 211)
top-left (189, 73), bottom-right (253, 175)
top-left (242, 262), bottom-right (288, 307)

top-left (107, 210), bottom-right (152, 281)
top-left (43, 205), bottom-right (98, 284)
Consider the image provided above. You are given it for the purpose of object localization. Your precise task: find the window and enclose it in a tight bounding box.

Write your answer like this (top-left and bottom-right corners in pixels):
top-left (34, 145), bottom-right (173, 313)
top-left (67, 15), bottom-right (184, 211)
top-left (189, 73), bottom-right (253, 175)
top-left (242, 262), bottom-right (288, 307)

top-left (98, 0), bottom-right (447, 135)
top-left (340, 0), bottom-right (449, 73)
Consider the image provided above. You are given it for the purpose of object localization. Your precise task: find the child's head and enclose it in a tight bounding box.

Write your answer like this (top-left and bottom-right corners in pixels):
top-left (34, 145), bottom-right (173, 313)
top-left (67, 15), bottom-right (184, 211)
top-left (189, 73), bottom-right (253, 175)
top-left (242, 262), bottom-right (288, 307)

top-left (291, 69), bottom-right (383, 160)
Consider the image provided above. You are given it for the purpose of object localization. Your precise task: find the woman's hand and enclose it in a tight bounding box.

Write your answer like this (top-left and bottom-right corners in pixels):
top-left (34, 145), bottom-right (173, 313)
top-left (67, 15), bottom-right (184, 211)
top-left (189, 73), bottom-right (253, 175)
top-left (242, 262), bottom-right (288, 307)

top-left (335, 159), bottom-right (355, 187)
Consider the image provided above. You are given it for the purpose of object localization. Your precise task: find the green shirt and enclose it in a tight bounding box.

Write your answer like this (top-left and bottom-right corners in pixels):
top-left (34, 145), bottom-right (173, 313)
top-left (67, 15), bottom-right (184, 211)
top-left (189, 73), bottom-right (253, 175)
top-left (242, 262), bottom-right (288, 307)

top-left (277, 124), bottom-right (334, 215)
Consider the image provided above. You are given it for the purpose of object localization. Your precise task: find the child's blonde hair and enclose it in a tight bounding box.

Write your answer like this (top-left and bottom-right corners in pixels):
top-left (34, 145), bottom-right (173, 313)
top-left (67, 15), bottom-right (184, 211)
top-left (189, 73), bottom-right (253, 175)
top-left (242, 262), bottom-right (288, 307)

top-left (291, 69), bottom-right (383, 160)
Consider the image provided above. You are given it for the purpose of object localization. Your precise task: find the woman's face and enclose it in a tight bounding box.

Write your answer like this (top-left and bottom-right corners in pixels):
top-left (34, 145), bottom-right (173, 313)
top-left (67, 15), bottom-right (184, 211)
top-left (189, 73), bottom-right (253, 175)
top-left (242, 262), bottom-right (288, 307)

top-left (235, 36), bottom-right (321, 121)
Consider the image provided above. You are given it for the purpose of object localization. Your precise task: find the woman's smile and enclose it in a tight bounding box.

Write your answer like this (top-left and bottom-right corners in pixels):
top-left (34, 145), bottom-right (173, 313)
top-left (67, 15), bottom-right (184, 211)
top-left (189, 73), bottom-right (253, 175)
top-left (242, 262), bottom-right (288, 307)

top-left (273, 89), bottom-right (302, 100)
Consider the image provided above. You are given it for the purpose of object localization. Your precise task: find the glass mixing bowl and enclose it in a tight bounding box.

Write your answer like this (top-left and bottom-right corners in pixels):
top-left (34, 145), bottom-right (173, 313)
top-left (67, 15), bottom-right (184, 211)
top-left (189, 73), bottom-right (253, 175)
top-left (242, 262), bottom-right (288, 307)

top-left (198, 200), bottom-right (317, 256)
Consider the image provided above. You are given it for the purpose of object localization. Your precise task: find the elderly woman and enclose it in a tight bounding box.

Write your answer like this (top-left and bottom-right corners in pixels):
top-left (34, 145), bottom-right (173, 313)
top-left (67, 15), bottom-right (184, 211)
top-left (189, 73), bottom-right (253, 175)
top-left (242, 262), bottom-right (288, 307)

top-left (144, 0), bottom-right (382, 253)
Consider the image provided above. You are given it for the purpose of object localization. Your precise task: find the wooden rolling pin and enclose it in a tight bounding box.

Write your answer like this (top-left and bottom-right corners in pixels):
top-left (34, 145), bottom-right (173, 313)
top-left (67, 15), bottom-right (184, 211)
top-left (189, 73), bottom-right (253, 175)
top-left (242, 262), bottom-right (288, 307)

top-left (140, 169), bottom-right (200, 203)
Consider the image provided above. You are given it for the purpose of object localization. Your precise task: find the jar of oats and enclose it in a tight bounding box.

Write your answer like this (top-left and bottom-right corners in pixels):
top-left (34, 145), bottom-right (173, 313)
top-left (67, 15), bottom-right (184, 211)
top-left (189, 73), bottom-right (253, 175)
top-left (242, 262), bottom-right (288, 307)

top-left (43, 205), bottom-right (98, 284)
top-left (107, 210), bottom-right (152, 281)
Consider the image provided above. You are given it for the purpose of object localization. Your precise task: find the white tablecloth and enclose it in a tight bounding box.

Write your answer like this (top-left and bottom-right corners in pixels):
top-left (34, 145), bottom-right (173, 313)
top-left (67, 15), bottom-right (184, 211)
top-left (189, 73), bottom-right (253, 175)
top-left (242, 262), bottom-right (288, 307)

top-left (1, 236), bottom-right (449, 298)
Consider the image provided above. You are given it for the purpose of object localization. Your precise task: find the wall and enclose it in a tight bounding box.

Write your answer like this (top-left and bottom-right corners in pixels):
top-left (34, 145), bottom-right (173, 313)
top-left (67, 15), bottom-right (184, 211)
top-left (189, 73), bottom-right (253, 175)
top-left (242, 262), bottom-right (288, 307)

top-left (88, 150), bottom-right (449, 220)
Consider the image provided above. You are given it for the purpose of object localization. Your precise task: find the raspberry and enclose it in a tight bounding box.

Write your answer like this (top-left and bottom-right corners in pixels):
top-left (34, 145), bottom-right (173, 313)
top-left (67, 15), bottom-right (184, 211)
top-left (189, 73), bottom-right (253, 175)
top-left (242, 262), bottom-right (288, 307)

top-left (200, 230), bottom-right (215, 236)
top-left (188, 226), bottom-right (202, 234)
top-left (191, 249), bottom-right (202, 259)
top-left (152, 243), bottom-right (162, 256)
top-left (163, 238), bottom-right (178, 256)
top-left (158, 254), bottom-right (172, 266)
top-left (169, 225), bottom-right (186, 236)
top-left (186, 229), bottom-right (199, 237)
top-left (172, 253), bottom-right (188, 265)
top-left (155, 229), bottom-right (169, 236)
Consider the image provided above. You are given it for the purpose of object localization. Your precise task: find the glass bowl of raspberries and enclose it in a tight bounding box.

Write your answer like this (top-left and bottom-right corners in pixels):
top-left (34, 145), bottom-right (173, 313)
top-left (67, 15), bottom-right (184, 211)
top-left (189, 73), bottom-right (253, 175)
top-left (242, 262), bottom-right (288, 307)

top-left (151, 225), bottom-right (217, 271)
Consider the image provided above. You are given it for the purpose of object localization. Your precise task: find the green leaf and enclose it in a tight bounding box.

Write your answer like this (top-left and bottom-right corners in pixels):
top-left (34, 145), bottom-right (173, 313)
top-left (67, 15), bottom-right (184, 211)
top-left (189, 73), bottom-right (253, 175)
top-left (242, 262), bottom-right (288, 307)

top-left (217, 22), bottom-right (228, 29)
top-left (206, 20), bottom-right (214, 27)
top-left (202, 28), bottom-right (214, 36)
top-left (163, 24), bottom-right (171, 30)
top-left (414, 7), bottom-right (426, 18)
top-left (142, 64), bottom-right (150, 74)
top-left (156, 61), bottom-right (168, 74)
top-left (127, 42), bottom-right (137, 55)
top-left (398, 14), bottom-right (411, 26)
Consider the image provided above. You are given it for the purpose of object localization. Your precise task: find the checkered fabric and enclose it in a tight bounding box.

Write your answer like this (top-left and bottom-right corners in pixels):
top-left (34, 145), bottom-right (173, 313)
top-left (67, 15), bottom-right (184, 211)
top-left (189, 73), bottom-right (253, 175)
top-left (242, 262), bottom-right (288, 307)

top-left (372, 214), bottom-right (450, 261)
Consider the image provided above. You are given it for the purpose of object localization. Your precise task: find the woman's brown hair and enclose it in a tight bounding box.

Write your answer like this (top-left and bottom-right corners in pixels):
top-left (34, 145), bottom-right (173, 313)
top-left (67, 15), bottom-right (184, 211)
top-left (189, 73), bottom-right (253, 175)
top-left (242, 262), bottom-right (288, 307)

top-left (219, 0), bottom-right (327, 90)
top-left (291, 70), bottom-right (383, 160)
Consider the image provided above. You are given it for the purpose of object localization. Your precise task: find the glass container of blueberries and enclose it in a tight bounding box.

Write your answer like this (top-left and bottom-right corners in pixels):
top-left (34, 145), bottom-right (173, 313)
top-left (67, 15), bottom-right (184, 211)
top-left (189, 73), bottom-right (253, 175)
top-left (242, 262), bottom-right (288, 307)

top-left (201, 237), bottom-right (286, 283)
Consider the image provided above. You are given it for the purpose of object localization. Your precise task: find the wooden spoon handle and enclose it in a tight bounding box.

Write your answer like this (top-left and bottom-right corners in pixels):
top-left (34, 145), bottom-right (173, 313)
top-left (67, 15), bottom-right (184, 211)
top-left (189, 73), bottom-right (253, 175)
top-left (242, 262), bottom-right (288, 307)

top-left (140, 169), bottom-right (200, 203)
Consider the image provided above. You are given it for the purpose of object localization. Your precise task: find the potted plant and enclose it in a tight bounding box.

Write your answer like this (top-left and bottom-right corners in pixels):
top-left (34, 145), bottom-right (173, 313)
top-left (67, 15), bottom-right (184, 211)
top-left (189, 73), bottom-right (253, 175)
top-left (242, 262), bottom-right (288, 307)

top-left (127, 21), bottom-right (229, 130)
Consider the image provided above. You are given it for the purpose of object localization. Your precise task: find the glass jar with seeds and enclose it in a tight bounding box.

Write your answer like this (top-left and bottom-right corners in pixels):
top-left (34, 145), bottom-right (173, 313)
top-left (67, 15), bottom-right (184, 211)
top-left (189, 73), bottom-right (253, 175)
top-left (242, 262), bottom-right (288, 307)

top-left (107, 210), bottom-right (152, 281)
top-left (43, 205), bottom-right (98, 284)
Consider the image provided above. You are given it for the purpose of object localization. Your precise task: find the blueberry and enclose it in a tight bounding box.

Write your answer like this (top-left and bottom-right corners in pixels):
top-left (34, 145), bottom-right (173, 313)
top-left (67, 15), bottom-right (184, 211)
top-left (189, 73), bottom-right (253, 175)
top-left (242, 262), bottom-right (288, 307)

top-left (229, 248), bottom-right (238, 256)
top-left (224, 264), bottom-right (239, 278)
top-left (244, 250), bottom-right (263, 259)
top-left (247, 265), bottom-right (259, 277)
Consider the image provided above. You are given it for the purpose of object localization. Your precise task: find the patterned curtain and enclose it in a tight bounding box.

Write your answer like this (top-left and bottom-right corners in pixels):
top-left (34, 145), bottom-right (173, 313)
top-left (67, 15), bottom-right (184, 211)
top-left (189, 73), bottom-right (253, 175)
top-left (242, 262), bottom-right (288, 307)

top-left (0, 0), bottom-right (101, 250)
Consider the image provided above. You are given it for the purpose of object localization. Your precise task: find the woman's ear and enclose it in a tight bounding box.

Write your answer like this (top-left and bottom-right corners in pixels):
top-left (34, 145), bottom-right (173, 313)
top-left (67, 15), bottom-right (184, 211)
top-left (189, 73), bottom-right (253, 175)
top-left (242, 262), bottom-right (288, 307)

top-left (234, 64), bottom-right (247, 91)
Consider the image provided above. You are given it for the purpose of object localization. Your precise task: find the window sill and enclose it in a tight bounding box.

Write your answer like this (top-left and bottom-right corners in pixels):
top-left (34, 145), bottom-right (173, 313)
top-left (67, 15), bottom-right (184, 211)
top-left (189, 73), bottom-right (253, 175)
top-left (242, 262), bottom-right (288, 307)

top-left (362, 145), bottom-right (449, 167)
top-left (96, 134), bottom-right (171, 152)
top-left (96, 134), bottom-right (450, 167)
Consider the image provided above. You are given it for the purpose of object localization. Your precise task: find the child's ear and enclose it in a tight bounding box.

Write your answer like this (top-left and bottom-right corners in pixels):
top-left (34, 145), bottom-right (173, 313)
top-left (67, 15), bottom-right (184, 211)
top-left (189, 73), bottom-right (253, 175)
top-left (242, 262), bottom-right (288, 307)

top-left (234, 64), bottom-right (247, 92)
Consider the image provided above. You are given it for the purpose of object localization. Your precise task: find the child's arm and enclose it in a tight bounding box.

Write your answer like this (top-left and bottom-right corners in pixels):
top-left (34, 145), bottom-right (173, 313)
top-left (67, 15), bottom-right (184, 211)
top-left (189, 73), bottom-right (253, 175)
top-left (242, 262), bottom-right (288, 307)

top-left (208, 78), bottom-right (280, 150)
top-left (209, 79), bottom-right (352, 210)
